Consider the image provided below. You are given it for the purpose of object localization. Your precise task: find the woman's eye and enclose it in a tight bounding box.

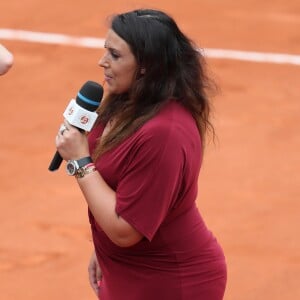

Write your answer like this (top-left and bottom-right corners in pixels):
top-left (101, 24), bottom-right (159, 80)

top-left (111, 52), bottom-right (119, 59)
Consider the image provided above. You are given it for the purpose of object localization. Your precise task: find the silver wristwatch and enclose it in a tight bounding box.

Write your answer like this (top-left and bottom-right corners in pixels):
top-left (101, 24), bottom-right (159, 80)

top-left (66, 156), bottom-right (93, 176)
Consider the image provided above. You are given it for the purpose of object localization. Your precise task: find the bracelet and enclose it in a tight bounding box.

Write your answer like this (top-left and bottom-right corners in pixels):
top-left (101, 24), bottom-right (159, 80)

top-left (83, 162), bottom-right (95, 168)
top-left (76, 164), bottom-right (96, 179)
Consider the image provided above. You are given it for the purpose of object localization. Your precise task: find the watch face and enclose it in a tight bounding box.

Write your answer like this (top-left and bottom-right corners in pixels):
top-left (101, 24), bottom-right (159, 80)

top-left (66, 161), bottom-right (77, 176)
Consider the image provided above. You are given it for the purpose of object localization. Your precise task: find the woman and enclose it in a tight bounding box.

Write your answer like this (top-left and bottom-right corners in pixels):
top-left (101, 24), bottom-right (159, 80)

top-left (0, 44), bottom-right (13, 75)
top-left (56, 9), bottom-right (227, 300)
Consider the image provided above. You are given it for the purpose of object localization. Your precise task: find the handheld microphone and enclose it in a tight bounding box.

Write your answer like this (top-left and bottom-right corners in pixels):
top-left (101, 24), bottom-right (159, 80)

top-left (48, 81), bottom-right (104, 172)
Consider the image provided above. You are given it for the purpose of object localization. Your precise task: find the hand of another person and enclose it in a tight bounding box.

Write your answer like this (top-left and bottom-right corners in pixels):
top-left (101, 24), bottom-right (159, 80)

top-left (88, 250), bottom-right (102, 296)
top-left (56, 120), bottom-right (90, 161)
top-left (0, 44), bottom-right (14, 75)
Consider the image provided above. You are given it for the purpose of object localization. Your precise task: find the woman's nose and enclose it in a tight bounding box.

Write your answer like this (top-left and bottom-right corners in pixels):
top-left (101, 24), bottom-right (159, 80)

top-left (98, 53), bottom-right (108, 68)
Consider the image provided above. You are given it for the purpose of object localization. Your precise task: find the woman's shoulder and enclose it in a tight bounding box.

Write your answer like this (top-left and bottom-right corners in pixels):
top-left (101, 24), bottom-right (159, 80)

top-left (136, 100), bottom-right (199, 146)
top-left (144, 100), bottom-right (196, 133)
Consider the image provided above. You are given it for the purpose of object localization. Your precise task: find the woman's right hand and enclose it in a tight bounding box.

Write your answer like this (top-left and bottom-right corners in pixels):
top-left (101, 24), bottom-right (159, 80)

top-left (88, 250), bottom-right (102, 296)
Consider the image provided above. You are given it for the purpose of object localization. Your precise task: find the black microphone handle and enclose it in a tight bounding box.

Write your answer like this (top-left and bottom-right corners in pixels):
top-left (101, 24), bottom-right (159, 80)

top-left (48, 151), bottom-right (63, 171)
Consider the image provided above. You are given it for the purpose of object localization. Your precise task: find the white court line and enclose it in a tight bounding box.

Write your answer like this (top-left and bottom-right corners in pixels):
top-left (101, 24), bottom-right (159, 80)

top-left (203, 48), bottom-right (300, 66)
top-left (0, 29), bottom-right (105, 48)
top-left (1, 28), bottom-right (300, 66)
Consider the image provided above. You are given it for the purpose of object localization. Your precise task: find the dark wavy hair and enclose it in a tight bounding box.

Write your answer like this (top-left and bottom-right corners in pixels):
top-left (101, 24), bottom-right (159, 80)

top-left (93, 9), bottom-right (215, 158)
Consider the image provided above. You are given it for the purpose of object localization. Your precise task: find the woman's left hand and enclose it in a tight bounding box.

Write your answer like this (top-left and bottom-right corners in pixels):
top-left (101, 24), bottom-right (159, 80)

top-left (55, 120), bottom-right (90, 161)
top-left (88, 250), bottom-right (102, 296)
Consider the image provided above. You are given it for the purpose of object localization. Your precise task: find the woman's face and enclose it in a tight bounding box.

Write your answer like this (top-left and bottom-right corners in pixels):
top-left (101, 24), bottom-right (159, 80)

top-left (99, 29), bottom-right (138, 94)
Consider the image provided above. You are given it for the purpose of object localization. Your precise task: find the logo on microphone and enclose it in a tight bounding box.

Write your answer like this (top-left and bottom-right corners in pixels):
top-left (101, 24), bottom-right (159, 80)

top-left (68, 107), bottom-right (74, 115)
top-left (63, 99), bottom-right (97, 131)
top-left (80, 115), bottom-right (89, 125)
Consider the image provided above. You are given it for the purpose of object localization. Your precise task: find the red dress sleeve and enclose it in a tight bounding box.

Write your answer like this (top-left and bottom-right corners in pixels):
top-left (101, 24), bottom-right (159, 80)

top-left (115, 122), bottom-right (185, 241)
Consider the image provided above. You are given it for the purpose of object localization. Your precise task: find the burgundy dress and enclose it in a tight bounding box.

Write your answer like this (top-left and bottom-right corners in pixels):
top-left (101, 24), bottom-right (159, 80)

top-left (88, 100), bottom-right (227, 300)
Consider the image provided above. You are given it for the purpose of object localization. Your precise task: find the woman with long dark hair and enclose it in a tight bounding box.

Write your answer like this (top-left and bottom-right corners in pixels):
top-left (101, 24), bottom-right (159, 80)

top-left (56, 9), bottom-right (227, 300)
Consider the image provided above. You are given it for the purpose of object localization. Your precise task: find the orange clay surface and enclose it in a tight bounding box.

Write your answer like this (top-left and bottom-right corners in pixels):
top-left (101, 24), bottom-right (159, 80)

top-left (0, 1), bottom-right (299, 299)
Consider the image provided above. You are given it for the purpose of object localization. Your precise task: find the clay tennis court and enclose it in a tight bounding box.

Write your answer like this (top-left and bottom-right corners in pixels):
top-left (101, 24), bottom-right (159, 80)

top-left (0, 0), bottom-right (299, 299)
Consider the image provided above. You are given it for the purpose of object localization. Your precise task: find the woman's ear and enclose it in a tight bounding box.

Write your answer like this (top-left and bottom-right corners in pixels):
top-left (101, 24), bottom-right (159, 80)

top-left (140, 68), bottom-right (146, 74)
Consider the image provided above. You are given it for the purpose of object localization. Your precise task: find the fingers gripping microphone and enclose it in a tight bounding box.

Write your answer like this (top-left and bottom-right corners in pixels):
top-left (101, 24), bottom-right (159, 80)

top-left (48, 81), bottom-right (104, 171)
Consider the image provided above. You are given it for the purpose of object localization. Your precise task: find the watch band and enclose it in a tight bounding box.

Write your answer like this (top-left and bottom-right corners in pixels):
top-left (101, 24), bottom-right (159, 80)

top-left (76, 156), bottom-right (93, 168)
